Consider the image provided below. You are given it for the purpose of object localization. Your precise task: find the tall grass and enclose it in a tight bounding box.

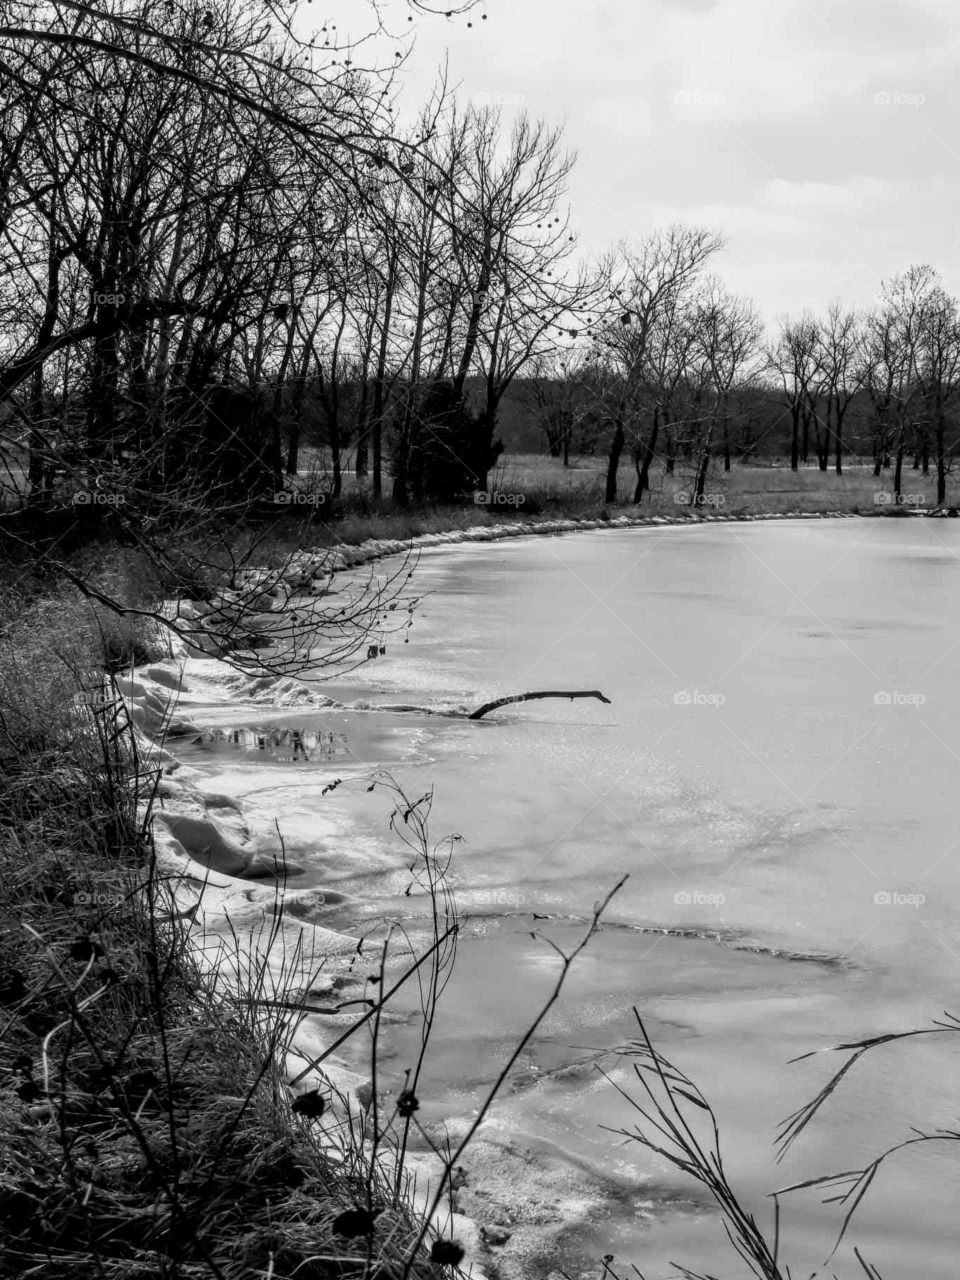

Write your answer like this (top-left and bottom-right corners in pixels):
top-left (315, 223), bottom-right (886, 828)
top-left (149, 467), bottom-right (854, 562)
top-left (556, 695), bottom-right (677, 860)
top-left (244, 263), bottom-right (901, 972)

top-left (597, 1008), bottom-right (960, 1280)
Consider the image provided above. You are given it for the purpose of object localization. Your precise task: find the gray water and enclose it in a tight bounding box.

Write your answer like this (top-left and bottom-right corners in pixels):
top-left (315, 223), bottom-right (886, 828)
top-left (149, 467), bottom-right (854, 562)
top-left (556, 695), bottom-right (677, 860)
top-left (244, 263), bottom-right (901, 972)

top-left (195, 519), bottom-right (960, 1277)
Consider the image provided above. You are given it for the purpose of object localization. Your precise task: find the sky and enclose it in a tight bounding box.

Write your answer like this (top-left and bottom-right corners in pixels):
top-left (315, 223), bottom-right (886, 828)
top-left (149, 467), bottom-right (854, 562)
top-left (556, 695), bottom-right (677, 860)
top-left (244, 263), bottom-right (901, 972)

top-left (339, 0), bottom-right (960, 328)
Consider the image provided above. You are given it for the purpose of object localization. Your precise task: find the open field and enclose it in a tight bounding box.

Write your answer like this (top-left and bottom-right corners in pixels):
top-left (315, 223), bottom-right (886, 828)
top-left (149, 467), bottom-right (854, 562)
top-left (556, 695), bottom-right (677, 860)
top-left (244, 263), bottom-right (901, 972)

top-left (295, 449), bottom-right (955, 528)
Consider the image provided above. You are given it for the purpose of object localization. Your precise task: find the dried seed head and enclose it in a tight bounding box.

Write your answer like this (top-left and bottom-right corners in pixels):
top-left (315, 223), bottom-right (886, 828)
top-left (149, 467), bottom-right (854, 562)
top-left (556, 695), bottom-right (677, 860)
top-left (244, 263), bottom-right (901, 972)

top-left (430, 1239), bottom-right (465, 1266)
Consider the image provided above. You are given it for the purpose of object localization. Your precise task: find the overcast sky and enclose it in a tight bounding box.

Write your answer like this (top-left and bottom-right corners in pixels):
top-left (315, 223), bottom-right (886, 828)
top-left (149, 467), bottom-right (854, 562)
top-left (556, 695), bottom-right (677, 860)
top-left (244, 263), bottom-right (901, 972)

top-left (363, 0), bottom-right (960, 327)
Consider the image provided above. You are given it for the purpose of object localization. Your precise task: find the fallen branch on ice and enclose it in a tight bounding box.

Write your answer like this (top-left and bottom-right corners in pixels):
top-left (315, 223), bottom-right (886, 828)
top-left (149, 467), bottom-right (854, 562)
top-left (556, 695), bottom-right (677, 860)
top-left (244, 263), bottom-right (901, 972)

top-left (468, 689), bottom-right (612, 720)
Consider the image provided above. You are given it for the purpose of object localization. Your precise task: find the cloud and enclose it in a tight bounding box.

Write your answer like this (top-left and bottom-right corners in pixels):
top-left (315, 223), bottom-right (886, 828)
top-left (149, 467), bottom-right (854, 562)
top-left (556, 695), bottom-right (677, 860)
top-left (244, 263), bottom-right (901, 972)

top-left (757, 177), bottom-right (898, 215)
top-left (661, 0), bottom-right (956, 120)
top-left (327, 0), bottom-right (960, 323)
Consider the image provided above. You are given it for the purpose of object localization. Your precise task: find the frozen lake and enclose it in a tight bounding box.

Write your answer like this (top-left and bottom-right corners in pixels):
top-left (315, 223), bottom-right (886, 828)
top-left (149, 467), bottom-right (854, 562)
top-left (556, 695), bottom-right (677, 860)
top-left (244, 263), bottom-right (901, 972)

top-left (185, 519), bottom-right (960, 1278)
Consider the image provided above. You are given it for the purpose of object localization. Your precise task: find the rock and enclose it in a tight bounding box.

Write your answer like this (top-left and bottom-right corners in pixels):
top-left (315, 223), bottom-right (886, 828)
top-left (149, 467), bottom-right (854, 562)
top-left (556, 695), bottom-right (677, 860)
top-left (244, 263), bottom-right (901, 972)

top-left (480, 1224), bottom-right (512, 1247)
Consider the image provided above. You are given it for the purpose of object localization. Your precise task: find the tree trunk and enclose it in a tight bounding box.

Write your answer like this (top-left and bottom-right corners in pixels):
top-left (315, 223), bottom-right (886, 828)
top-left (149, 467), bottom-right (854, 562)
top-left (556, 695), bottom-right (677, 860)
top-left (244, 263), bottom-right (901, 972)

top-left (633, 405), bottom-right (660, 503)
top-left (86, 299), bottom-right (122, 466)
top-left (692, 448), bottom-right (710, 507)
top-left (373, 414), bottom-right (382, 500)
top-left (452, 232), bottom-right (494, 399)
top-left (692, 419), bottom-right (715, 507)
top-left (286, 424), bottom-right (300, 476)
top-left (790, 404), bottom-right (800, 471)
top-left (605, 419), bottom-right (624, 505)
top-left (355, 432), bottom-right (368, 479)
top-left (873, 422), bottom-right (887, 477)
top-left (817, 407), bottom-right (829, 471)
top-left (392, 426), bottom-right (409, 505)
top-left (893, 435), bottom-right (905, 501)
top-left (392, 388), bottom-right (413, 507)
top-left (371, 249), bottom-right (398, 502)
top-left (476, 398), bottom-right (500, 492)
top-left (27, 365), bottom-right (48, 509)
top-left (269, 416), bottom-right (284, 490)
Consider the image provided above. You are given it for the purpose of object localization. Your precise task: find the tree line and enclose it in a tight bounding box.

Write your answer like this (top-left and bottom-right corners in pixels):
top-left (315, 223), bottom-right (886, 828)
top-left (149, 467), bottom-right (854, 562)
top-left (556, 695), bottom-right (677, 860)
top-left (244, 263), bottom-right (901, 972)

top-left (3, 0), bottom-right (959, 548)
top-left (0, 0), bottom-right (594, 530)
top-left (525, 250), bottom-right (960, 508)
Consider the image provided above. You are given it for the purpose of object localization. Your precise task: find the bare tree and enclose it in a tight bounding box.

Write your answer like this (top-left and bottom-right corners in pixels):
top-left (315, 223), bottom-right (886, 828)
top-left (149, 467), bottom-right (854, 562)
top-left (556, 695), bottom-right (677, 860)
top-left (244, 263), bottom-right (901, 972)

top-left (631, 282), bottom-right (700, 501)
top-left (911, 270), bottom-right (960, 505)
top-left (860, 267), bottom-right (930, 499)
top-left (766, 315), bottom-right (821, 471)
top-left (687, 280), bottom-right (763, 507)
top-left (592, 225), bottom-right (723, 504)
top-left (815, 304), bottom-right (862, 476)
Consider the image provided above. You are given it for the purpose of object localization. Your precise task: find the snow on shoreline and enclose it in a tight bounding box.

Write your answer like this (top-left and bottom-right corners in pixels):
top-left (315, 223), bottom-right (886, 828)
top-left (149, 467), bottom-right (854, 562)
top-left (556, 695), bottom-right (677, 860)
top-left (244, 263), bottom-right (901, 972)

top-left (121, 655), bottom-right (492, 1272)
top-left (238, 508), bottom-right (867, 589)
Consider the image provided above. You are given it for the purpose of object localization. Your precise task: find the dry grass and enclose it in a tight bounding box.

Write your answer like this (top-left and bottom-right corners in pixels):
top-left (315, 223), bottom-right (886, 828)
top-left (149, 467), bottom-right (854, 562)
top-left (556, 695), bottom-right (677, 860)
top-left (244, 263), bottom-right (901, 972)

top-left (654, 460), bottom-right (949, 516)
top-left (0, 589), bottom-right (453, 1280)
top-left (286, 451), bottom-right (956, 547)
top-left (0, 575), bottom-right (619, 1279)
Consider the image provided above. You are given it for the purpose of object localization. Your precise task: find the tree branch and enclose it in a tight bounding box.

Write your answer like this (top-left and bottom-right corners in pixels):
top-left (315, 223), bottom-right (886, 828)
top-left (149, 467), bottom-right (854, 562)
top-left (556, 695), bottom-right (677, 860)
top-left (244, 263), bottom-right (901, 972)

top-left (468, 689), bottom-right (611, 720)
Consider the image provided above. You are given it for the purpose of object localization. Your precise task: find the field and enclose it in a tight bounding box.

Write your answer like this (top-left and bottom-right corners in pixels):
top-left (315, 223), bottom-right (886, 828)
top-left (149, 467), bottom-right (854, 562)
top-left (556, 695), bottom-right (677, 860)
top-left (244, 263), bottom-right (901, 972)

top-left (309, 449), bottom-right (954, 518)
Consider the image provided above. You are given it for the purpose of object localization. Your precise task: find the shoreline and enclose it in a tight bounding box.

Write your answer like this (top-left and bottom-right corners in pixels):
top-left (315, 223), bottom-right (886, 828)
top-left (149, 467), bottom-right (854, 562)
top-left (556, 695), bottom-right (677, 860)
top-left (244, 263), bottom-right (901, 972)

top-left (250, 505), bottom-right (949, 589)
top-left (131, 647), bottom-right (500, 1274)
